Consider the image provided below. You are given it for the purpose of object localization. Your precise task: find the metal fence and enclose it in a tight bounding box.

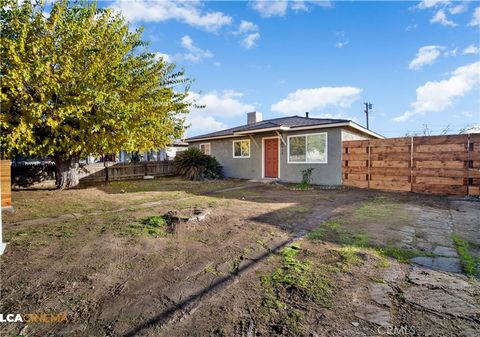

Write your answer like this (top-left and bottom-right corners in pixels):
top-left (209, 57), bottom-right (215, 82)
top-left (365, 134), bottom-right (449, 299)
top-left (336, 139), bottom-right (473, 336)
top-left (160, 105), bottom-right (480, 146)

top-left (79, 161), bottom-right (176, 183)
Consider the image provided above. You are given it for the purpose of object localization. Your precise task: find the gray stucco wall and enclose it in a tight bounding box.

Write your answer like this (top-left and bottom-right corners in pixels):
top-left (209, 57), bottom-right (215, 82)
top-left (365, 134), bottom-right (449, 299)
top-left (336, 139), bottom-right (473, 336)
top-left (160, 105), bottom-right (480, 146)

top-left (341, 127), bottom-right (373, 141)
top-left (189, 127), bottom-right (345, 185)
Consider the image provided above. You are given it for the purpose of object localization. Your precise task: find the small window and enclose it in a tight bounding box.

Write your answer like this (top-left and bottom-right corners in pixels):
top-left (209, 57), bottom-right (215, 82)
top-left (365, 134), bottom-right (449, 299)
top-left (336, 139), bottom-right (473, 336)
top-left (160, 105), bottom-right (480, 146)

top-left (288, 133), bottom-right (327, 163)
top-left (199, 143), bottom-right (211, 155)
top-left (233, 140), bottom-right (250, 158)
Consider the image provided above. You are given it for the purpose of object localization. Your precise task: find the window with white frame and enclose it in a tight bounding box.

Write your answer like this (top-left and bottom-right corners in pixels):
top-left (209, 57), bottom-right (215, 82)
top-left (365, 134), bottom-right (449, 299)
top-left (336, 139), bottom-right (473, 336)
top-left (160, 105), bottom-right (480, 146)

top-left (199, 143), bottom-right (211, 155)
top-left (288, 133), bottom-right (327, 163)
top-left (233, 139), bottom-right (250, 158)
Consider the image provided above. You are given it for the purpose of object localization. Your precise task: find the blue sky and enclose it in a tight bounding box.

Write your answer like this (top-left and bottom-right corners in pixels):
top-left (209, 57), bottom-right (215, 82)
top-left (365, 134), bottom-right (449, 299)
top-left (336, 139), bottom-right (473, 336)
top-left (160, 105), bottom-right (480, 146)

top-left (105, 0), bottom-right (480, 137)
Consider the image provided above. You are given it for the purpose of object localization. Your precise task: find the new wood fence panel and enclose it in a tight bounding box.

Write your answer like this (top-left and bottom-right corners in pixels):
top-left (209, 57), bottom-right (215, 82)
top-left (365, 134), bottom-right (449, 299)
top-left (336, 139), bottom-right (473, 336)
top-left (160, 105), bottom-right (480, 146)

top-left (342, 134), bottom-right (480, 196)
top-left (1, 160), bottom-right (11, 207)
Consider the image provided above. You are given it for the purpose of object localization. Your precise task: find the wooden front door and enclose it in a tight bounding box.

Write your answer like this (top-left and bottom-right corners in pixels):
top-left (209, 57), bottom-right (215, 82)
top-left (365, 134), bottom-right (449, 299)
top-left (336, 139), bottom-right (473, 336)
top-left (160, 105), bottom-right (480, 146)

top-left (264, 138), bottom-right (279, 178)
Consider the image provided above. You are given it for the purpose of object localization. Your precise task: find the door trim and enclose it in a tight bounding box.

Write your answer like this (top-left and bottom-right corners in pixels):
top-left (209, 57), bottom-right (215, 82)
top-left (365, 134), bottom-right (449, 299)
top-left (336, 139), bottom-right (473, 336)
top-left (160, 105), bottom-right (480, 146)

top-left (262, 136), bottom-right (280, 179)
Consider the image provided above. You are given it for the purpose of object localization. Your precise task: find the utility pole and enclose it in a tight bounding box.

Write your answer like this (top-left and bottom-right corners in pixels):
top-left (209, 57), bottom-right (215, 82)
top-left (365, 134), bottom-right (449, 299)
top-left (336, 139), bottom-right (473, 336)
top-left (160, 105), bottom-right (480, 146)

top-left (364, 102), bottom-right (372, 129)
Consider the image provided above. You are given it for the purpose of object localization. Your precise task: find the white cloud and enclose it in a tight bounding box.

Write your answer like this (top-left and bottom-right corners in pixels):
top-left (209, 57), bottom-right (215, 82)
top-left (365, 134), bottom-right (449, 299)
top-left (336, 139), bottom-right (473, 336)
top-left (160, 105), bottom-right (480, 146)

top-left (416, 0), bottom-right (451, 10)
top-left (463, 44), bottom-right (480, 55)
top-left (154, 52), bottom-right (172, 63)
top-left (190, 90), bottom-right (255, 117)
top-left (449, 2), bottom-right (468, 14)
top-left (177, 35), bottom-right (213, 63)
top-left (469, 7), bottom-right (480, 26)
top-left (242, 33), bottom-right (260, 49)
top-left (110, 0), bottom-right (232, 32)
top-left (271, 87), bottom-right (362, 114)
top-left (235, 20), bottom-right (258, 35)
top-left (291, 0), bottom-right (332, 12)
top-left (234, 20), bottom-right (260, 49)
top-left (405, 24), bottom-right (418, 31)
top-left (186, 115), bottom-right (228, 135)
top-left (444, 48), bottom-right (457, 57)
top-left (291, 0), bottom-right (309, 12)
top-left (394, 61), bottom-right (480, 121)
top-left (461, 111), bottom-right (474, 117)
top-left (334, 31), bottom-right (348, 49)
top-left (251, 0), bottom-right (330, 17)
top-left (251, 0), bottom-right (288, 17)
top-left (463, 124), bottom-right (480, 133)
top-left (186, 90), bottom-right (256, 135)
top-left (430, 9), bottom-right (457, 26)
top-left (409, 45), bottom-right (444, 70)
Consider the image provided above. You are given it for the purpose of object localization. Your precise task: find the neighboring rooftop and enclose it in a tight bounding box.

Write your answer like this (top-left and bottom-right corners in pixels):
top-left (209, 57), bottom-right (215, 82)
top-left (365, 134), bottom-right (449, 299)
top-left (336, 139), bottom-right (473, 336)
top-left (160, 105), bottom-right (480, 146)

top-left (186, 114), bottom-right (383, 141)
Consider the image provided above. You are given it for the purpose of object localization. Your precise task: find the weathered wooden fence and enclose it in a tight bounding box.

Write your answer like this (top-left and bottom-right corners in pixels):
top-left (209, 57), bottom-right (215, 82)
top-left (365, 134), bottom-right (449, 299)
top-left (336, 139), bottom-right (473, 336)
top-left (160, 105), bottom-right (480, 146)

top-left (342, 134), bottom-right (480, 196)
top-left (1, 160), bottom-right (12, 207)
top-left (79, 161), bottom-right (176, 183)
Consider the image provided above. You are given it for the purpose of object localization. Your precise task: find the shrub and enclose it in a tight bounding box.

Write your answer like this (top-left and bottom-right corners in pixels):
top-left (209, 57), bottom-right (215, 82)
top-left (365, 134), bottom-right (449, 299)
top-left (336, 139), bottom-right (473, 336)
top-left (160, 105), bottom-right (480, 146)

top-left (301, 168), bottom-right (314, 185)
top-left (174, 148), bottom-right (223, 180)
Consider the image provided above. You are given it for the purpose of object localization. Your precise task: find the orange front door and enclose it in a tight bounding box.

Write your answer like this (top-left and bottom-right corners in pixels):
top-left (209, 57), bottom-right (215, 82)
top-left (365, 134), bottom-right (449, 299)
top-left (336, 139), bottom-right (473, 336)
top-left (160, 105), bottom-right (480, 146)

top-left (264, 138), bottom-right (279, 178)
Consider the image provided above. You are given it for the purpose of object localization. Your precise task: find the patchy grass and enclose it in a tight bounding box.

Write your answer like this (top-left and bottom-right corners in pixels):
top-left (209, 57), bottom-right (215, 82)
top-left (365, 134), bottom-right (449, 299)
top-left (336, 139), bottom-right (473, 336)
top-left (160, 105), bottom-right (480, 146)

top-left (307, 218), bottom-right (343, 241)
top-left (5, 177), bottom-right (243, 223)
top-left (308, 216), bottom-right (435, 265)
top-left (261, 244), bottom-right (333, 308)
top-left (204, 264), bottom-right (220, 276)
top-left (452, 235), bottom-right (480, 277)
top-left (230, 256), bottom-right (243, 274)
top-left (370, 276), bottom-right (386, 284)
top-left (120, 215), bottom-right (169, 237)
top-left (353, 199), bottom-right (400, 219)
top-left (335, 246), bottom-right (365, 270)
top-left (377, 246), bottom-right (436, 263)
top-left (259, 244), bottom-right (334, 335)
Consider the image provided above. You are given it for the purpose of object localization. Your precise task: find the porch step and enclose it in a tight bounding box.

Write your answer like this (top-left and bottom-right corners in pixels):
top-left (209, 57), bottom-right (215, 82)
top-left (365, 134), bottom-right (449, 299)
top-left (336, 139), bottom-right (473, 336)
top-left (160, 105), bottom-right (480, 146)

top-left (249, 178), bottom-right (279, 184)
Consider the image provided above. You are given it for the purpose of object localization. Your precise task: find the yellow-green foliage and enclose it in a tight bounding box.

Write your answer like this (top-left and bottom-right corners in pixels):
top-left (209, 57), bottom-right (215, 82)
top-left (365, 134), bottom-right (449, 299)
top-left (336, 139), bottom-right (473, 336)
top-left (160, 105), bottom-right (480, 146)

top-left (0, 0), bottom-right (191, 165)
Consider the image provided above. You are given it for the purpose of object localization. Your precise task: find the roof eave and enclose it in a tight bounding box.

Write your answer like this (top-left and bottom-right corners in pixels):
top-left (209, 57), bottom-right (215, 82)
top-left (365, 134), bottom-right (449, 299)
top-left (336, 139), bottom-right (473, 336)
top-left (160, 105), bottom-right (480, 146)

top-left (233, 126), bottom-right (290, 135)
top-left (186, 121), bottom-right (383, 142)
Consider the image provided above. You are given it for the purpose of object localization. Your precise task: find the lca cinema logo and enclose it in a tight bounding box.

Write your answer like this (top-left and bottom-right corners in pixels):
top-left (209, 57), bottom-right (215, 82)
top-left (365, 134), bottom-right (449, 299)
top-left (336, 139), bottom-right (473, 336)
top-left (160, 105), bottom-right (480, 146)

top-left (0, 313), bottom-right (68, 323)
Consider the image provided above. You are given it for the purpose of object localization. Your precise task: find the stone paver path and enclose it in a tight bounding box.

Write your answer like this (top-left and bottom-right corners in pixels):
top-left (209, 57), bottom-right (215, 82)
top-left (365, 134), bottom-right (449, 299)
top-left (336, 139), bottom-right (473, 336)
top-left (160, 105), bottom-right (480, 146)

top-left (402, 204), bottom-right (462, 273)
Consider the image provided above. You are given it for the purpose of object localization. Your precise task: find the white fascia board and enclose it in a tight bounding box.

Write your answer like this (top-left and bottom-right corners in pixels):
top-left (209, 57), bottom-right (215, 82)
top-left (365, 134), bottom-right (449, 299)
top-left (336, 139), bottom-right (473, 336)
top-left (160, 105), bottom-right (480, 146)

top-left (233, 126), bottom-right (290, 135)
top-left (288, 122), bottom-right (384, 139)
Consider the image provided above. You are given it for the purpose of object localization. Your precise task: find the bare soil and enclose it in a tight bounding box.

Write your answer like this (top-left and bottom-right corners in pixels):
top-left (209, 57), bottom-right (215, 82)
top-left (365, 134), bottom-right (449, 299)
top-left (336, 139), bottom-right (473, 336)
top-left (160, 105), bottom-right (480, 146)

top-left (1, 178), bottom-right (479, 337)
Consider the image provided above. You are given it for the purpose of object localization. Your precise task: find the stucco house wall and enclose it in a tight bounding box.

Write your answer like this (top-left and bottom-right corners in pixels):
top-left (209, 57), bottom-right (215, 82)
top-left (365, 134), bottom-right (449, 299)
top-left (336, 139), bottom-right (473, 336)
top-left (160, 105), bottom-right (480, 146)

top-left (189, 127), bottom-right (347, 185)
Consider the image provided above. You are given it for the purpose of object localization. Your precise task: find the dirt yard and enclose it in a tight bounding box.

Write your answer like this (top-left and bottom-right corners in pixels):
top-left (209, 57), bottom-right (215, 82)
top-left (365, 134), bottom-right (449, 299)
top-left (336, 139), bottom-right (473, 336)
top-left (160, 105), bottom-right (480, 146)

top-left (1, 177), bottom-right (479, 337)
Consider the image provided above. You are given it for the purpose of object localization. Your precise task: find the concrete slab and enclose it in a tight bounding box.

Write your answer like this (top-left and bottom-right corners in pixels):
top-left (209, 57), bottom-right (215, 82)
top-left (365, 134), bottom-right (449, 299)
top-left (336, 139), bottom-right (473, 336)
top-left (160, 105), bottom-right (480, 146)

top-left (410, 256), bottom-right (462, 274)
top-left (408, 266), bottom-right (471, 290)
top-left (368, 283), bottom-right (393, 307)
top-left (404, 287), bottom-right (479, 318)
top-left (354, 304), bottom-right (391, 327)
top-left (433, 246), bottom-right (458, 258)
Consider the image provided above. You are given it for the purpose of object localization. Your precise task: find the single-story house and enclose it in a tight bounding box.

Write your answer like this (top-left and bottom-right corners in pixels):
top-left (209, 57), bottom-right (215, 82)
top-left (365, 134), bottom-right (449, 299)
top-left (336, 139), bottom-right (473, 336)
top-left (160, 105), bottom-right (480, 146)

top-left (186, 112), bottom-right (383, 185)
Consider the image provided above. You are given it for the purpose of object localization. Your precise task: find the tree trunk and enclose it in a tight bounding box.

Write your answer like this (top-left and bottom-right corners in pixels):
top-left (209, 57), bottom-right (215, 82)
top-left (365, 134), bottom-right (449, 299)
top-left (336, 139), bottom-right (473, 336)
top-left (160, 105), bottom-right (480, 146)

top-left (54, 156), bottom-right (80, 189)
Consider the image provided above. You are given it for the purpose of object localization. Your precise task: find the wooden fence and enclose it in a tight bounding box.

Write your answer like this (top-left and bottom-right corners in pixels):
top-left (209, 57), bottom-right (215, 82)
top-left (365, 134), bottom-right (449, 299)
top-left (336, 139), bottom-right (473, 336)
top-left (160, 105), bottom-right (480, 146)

top-left (1, 160), bottom-right (12, 207)
top-left (79, 161), bottom-right (176, 183)
top-left (342, 134), bottom-right (480, 196)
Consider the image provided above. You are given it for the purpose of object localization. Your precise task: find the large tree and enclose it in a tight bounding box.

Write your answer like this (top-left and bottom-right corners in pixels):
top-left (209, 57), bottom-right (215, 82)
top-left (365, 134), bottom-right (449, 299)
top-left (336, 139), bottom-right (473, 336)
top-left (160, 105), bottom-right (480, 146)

top-left (0, 0), bottom-right (192, 188)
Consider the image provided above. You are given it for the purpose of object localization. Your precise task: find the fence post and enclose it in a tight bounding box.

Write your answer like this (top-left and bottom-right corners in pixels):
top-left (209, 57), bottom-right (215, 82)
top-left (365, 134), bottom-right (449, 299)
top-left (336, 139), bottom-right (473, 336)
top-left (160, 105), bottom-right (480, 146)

top-left (410, 136), bottom-right (414, 193)
top-left (367, 140), bottom-right (371, 189)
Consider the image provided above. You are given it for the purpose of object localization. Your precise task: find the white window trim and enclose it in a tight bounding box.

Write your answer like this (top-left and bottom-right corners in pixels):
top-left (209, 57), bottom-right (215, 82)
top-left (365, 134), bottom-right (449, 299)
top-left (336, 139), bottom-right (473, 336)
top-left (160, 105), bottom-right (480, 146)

top-left (199, 143), bottom-right (211, 155)
top-left (261, 136), bottom-right (281, 179)
top-left (232, 139), bottom-right (251, 158)
top-left (287, 132), bottom-right (328, 164)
